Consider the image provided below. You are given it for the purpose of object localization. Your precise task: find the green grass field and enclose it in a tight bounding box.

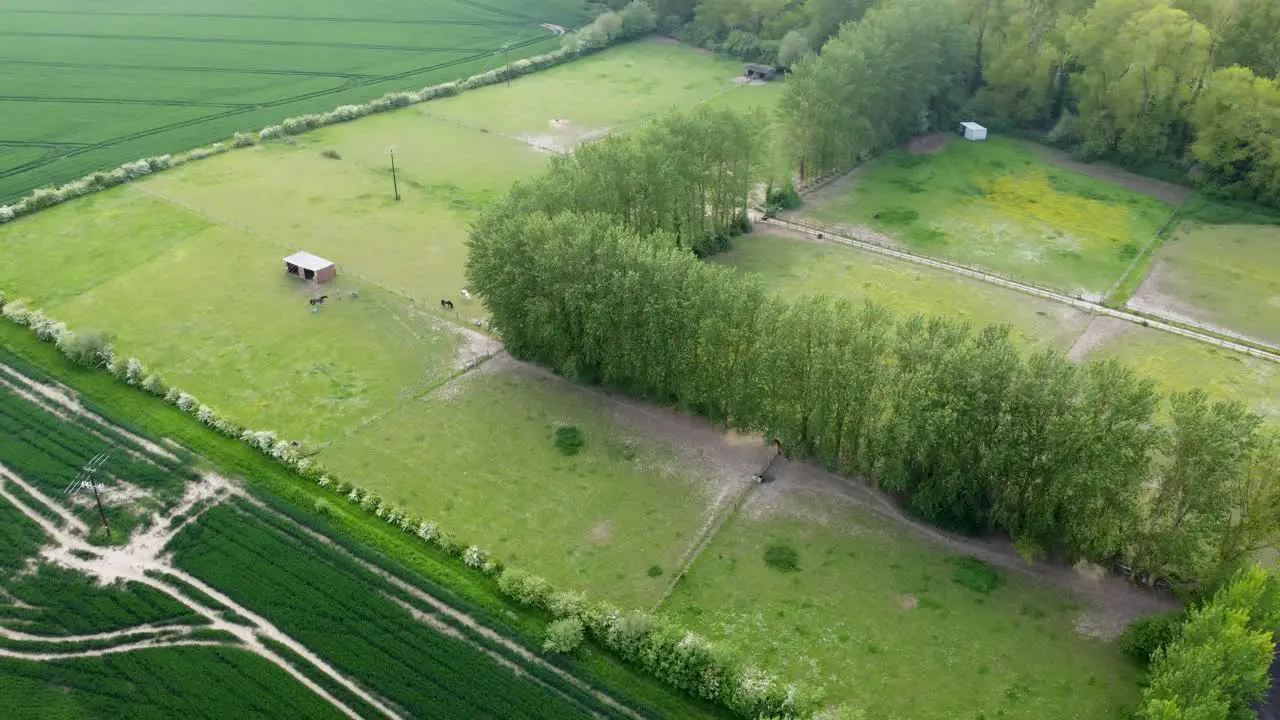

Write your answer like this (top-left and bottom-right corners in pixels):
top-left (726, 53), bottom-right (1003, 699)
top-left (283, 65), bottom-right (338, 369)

top-left (1074, 318), bottom-right (1279, 422)
top-left (0, 0), bottom-right (584, 203)
top-left (802, 136), bottom-right (1173, 297)
top-left (322, 358), bottom-right (730, 610)
top-left (716, 230), bottom-right (1092, 350)
top-left (1129, 223), bottom-right (1280, 347)
top-left (666, 485), bottom-right (1141, 720)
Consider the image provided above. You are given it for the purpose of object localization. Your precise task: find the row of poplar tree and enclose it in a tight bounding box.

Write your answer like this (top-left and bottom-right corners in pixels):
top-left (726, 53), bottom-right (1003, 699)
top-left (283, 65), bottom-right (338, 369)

top-left (469, 107), bottom-right (1279, 587)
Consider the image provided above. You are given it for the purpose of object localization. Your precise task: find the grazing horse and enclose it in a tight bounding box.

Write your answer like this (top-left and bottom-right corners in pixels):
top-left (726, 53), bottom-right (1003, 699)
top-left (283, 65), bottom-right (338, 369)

top-left (308, 295), bottom-right (329, 306)
top-left (440, 299), bottom-right (454, 310)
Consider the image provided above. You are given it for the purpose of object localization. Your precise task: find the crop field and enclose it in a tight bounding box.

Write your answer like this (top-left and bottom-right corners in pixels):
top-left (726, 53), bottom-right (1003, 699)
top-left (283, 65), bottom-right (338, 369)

top-left (715, 228), bottom-right (1092, 351)
top-left (0, 0), bottom-right (584, 202)
top-left (1128, 222), bottom-right (1280, 347)
top-left (0, 358), bottom-right (694, 718)
top-left (800, 136), bottom-right (1173, 297)
top-left (665, 475), bottom-right (1145, 720)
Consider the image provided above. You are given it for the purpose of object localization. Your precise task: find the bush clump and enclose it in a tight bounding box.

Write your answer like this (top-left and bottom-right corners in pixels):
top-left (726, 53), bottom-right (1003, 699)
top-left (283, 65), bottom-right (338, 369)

top-left (1120, 612), bottom-right (1184, 667)
top-left (58, 331), bottom-right (111, 368)
top-left (951, 557), bottom-right (1000, 594)
top-left (763, 544), bottom-right (799, 572)
top-left (543, 617), bottom-right (585, 654)
top-left (554, 425), bottom-right (585, 455)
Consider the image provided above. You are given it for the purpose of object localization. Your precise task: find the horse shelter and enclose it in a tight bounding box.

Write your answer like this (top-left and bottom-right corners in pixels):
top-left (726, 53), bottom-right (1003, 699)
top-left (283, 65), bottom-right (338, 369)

top-left (283, 251), bottom-right (337, 284)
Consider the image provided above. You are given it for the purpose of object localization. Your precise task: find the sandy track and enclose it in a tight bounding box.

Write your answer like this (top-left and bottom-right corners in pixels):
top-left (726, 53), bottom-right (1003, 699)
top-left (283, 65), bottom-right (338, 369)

top-left (0, 364), bottom-right (180, 462)
top-left (0, 468), bottom-right (398, 720)
top-left (0, 639), bottom-right (230, 661)
top-left (236, 492), bottom-right (644, 720)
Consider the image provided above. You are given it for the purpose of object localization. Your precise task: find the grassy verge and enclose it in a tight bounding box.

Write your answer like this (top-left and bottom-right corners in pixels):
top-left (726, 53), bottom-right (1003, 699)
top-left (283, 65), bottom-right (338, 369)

top-left (0, 323), bottom-right (728, 719)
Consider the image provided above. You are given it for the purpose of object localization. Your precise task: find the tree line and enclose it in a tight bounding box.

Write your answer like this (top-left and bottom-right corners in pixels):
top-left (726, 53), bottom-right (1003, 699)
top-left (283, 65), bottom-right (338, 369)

top-left (497, 105), bottom-right (768, 256)
top-left (585, 0), bottom-right (1280, 205)
top-left (469, 122), bottom-right (1280, 586)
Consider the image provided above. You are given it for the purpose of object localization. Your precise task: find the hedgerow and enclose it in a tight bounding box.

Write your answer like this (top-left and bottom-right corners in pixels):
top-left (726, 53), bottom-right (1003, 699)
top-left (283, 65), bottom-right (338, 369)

top-left (0, 7), bottom-right (647, 227)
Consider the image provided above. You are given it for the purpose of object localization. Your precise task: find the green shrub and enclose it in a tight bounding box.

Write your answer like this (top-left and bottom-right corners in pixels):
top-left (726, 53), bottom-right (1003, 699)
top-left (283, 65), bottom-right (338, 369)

top-left (875, 206), bottom-right (920, 224)
top-left (320, 148), bottom-right (341, 160)
top-left (951, 557), bottom-right (1000, 594)
top-left (553, 425), bottom-right (585, 455)
top-left (763, 544), bottom-right (799, 572)
top-left (1120, 612), bottom-right (1184, 666)
top-left (647, 564), bottom-right (664, 577)
top-left (766, 183), bottom-right (803, 210)
top-left (543, 617), bottom-right (585, 654)
top-left (59, 331), bottom-right (111, 368)
top-left (313, 499), bottom-right (331, 516)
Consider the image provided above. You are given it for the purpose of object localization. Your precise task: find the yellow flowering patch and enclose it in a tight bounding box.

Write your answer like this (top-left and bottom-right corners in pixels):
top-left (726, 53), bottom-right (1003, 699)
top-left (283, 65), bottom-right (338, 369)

top-left (984, 172), bottom-right (1131, 252)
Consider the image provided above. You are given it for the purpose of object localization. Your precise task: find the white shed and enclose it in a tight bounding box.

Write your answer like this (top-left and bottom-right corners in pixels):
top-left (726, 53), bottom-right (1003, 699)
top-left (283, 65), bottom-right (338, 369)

top-left (960, 122), bottom-right (988, 141)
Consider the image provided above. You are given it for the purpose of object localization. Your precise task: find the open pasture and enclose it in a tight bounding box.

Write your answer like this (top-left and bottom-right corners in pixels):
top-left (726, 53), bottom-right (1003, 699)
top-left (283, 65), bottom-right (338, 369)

top-left (1070, 317), bottom-right (1279, 422)
top-left (801, 136), bottom-right (1173, 297)
top-left (0, 0), bottom-right (583, 203)
top-left (1128, 222), bottom-right (1280, 347)
top-left (665, 470), bottom-right (1147, 720)
top-left (716, 228), bottom-right (1092, 351)
top-left (322, 355), bottom-right (770, 611)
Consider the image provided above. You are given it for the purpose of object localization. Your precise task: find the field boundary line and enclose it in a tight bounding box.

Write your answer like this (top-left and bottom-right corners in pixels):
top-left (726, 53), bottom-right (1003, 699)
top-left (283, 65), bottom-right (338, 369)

top-left (762, 213), bottom-right (1280, 363)
top-left (650, 454), bottom-right (783, 612)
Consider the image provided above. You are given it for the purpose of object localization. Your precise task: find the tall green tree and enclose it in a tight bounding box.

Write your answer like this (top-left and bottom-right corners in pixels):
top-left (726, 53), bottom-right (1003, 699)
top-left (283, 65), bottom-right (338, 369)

top-left (1138, 391), bottom-right (1262, 581)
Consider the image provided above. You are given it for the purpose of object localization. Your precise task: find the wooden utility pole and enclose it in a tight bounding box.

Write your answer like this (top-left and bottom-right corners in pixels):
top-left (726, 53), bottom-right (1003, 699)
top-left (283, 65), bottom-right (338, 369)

top-left (389, 148), bottom-right (401, 202)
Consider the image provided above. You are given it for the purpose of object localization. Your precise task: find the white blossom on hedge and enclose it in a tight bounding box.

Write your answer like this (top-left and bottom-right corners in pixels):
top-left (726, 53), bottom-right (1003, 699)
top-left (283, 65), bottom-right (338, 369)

top-left (258, 125), bottom-right (283, 141)
top-left (232, 132), bottom-right (257, 148)
top-left (361, 493), bottom-right (381, 512)
top-left (175, 392), bottom-right (199, 413)
top-left (0, 205), bottom-right (14, 223)
top-left (164, 387), bottom-right (182, 403)
top-left (317, 476), bottom-right (332, 488)
top-left (463, 545), bottom-right (488, 568)
top-left (417, 521), bottom-right (438, 541)
top-left (122, 357), bottom-right (145, 385)
top-left (347, 487), bottom-right (363, 503)
top-left (140, 374), bottom-right (165, 395)
top-left (2, 300), bottom-right (31, 325)
top-left (119, 159), bottom-right (153, 180)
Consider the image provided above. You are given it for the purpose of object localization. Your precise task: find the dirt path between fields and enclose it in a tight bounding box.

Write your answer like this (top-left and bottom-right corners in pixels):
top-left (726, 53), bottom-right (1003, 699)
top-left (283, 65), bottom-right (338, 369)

top-left (237, 491), bottom-right (645, 720)
top-left (0, 364), bottom-right (180, 463)
top-left (1023, 141), bottom-right (1193, 206)
top-left (0, 465), bottom-right (397, 720)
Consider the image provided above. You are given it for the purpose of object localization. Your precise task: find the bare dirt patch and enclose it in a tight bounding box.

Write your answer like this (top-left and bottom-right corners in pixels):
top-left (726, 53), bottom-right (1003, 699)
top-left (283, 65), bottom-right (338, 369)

top-left (520, 118), bottom-right (612, 154)
top-left (588, 521), bottom-right (613, 545)
top-left (1066, 315), bottom-right (1126, 361)
top-left (908, 134), bottom-right (949, 155)
top-left (899, 593), bottom-right (919, 611)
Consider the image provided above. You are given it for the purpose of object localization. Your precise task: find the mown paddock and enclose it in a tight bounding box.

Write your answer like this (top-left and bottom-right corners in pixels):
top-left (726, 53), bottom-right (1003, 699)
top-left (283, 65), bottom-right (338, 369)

top-left (0, 0), bottom-right (584, 202)
top-left (1128, 222), bottom-right (1280, 347)
top-left (0, 40), bottom-right (783, 606)
top-left (664, 475), bottom-right (1146, 720)
top-left (799, 135), bottom-right (1173, 297)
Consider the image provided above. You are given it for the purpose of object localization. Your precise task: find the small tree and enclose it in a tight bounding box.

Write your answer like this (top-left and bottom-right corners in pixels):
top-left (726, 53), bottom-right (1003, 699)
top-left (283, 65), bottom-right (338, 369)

top-left (776, 30), bottom-right (812, 69)
top-left (619, 1), bottom-right (657, 38)
top-left (543, 617), bottom-right (585, 654)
